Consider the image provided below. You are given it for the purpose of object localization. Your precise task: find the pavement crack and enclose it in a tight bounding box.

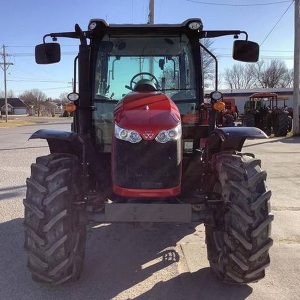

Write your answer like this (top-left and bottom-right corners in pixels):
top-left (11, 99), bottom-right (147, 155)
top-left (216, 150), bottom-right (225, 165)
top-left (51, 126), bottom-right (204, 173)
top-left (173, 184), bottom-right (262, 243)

top-left (271, 206), bottom-right (300, 211)
top-left (274, 237), bottom-right (300, 244)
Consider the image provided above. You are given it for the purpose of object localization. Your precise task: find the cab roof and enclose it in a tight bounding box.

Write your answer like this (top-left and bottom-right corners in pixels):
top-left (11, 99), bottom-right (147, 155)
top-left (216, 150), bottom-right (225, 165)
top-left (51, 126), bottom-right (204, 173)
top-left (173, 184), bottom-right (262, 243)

top-left (88, 18), bottom-right (203, 29)
top-left (87, 18), bottom-right (204, 37)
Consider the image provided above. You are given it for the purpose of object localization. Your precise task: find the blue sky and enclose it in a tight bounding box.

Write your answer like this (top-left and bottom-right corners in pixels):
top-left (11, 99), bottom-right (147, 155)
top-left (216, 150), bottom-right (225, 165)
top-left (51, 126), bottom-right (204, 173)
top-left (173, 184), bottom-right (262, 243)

top-left (0, 0), bottom-right (294, 98)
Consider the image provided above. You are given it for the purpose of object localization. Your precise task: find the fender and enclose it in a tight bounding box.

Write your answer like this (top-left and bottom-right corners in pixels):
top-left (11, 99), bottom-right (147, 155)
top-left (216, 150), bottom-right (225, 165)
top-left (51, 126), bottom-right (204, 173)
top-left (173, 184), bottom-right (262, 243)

top-left (29, 129), bottom-right (105, 187)
top-left (29, 129), bottom-right (82, 155)
top-left (206, 126), bottom-right (268, 154)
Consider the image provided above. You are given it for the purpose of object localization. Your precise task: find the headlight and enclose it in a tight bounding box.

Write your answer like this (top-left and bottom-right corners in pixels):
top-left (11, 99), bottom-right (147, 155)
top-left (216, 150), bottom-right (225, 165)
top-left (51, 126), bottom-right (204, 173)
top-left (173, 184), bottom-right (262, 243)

top-left (155, 124), bottom-right (182, 143)
top-left (115, 124), bottom-right (142, 143)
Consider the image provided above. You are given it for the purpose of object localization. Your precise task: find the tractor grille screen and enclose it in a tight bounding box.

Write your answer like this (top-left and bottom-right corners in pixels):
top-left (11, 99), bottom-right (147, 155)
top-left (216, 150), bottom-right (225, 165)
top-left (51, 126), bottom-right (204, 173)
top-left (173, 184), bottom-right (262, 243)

top-left (114, 139), bottom-right (181, 189)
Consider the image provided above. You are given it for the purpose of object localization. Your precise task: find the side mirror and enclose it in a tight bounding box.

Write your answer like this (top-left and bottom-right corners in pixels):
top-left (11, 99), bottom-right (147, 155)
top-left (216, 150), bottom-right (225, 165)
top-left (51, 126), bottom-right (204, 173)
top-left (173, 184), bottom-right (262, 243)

top-left (35, 43), bottom-right (61, 64)
top-left (233, 40), bottom-right (259, 63)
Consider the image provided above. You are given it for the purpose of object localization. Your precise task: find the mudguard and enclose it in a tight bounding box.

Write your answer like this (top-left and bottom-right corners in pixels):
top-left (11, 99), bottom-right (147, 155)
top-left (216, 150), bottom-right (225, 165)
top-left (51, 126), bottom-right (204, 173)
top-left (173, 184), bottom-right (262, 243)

top-left (29, 129), bottom-right (82, 155)
top-left (207, 126), bottom-right (268, 153)
top-left (30, 129), bottom-right (105, 186)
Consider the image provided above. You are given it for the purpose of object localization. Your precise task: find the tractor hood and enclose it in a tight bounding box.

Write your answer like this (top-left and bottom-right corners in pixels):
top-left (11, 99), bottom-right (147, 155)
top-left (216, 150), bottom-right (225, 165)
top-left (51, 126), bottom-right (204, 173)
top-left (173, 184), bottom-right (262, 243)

top-left (114, 92), bottom-right (181, 140)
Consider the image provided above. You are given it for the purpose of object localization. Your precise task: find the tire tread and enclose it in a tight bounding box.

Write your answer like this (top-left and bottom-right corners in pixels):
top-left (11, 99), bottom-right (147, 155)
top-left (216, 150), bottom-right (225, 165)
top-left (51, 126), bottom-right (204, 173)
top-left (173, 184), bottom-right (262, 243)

top-left (205, 152), bottom-right (273, 284)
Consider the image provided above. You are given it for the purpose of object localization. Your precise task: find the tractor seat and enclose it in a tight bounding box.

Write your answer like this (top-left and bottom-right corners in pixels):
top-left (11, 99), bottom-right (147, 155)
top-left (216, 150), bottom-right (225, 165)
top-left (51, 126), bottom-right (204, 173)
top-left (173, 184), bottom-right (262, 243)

top-left (133, 79), bottom-right (157, 92)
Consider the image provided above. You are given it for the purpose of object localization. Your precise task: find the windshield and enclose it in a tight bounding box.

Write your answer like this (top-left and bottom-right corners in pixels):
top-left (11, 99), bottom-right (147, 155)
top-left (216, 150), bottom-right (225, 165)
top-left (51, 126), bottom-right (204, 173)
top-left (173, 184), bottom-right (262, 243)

top-left (94, 34), bottom-right (196, 101)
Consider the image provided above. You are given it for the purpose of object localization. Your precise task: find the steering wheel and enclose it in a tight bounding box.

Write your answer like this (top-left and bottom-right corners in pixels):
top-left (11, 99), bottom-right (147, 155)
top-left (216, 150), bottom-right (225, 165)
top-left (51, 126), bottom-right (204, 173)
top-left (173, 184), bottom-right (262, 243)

top-left (127, 72), bottom-right (159, 91)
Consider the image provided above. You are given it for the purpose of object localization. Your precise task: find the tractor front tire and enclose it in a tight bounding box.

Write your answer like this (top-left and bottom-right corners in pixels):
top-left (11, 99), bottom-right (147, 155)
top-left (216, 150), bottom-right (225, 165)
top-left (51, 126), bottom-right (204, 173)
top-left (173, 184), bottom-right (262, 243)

top-left (205, 152), bottom-right (273, 284)
top-left (23, 153), bottom-right (86, 285)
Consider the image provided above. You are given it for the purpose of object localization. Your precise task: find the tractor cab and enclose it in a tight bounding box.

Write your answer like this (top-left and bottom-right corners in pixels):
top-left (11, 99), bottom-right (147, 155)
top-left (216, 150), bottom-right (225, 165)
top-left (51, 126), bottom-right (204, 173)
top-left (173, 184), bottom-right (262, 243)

top-left (92, 27), bottom-right (198, 155)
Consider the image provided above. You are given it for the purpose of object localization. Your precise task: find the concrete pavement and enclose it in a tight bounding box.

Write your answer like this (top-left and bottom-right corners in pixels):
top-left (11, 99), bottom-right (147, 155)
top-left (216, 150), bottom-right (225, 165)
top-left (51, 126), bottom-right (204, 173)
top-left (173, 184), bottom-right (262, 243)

top-left (0, 122), bottom-right (299, 299)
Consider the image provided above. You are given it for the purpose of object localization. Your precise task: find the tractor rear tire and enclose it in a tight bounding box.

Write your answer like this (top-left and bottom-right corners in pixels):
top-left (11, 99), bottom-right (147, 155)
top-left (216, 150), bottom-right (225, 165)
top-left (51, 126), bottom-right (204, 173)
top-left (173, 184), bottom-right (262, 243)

top-left (242, 113), bottom-right (255, 127)
top-left (205, 152), bottom-right (273, 284)
top-left (273, 111), bottom-right (289, 137)
top-left (23, 153), bottom-right (86, 285)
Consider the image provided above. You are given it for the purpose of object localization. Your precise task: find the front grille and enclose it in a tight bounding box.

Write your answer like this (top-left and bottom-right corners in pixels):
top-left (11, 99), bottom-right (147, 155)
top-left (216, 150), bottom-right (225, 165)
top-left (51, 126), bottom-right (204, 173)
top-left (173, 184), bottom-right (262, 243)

top-left (113, 139), bottom-right (181, 189)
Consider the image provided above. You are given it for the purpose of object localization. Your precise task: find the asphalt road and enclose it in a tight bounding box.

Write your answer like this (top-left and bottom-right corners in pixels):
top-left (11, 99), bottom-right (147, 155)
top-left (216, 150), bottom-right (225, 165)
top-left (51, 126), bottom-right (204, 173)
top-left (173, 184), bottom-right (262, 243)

top-left (0, 121), bottom-right (299, 300)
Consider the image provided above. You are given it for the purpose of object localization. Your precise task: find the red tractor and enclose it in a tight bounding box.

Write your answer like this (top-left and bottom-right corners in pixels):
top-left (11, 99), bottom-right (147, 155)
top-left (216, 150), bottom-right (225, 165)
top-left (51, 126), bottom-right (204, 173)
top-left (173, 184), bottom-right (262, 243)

top-left (23, 19), bottom-right (273, 285)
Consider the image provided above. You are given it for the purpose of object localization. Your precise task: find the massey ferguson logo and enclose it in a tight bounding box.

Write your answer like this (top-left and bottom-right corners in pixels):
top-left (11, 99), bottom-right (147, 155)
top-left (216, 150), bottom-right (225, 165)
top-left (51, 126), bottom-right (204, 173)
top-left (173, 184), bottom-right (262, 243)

top-left (142, 131), bottom-right (155, 140)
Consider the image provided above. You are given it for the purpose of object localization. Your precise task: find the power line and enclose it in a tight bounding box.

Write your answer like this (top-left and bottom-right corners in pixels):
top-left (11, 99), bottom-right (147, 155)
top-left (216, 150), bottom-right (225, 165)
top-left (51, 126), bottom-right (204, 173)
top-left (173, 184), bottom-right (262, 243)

top-left (34, 86), bottom-right (72, 90)
top-left (11, 51), bottom-right (77, 57)
top-left (215, 47), bottom-right (293, 53)
top-left (7, 79), bottom-right (69, 83)
top-left (260, 0), bottom-right (294, 46)
top-left (13, 86), bottom-right (72, 93)
top-left (186, 0), bottom-right (292, 7)
top-left (7, 48), bottom-right (294, 57)
top-left (217, 54), bottom-right (293, 60)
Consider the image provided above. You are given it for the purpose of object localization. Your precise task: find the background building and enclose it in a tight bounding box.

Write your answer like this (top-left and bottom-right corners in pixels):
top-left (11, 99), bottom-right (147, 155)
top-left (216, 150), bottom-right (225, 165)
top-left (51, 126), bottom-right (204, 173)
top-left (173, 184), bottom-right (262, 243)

top-left (0, 98), bottom-right (28, 116)
top-left (221, 88), bottom-right (293, 113)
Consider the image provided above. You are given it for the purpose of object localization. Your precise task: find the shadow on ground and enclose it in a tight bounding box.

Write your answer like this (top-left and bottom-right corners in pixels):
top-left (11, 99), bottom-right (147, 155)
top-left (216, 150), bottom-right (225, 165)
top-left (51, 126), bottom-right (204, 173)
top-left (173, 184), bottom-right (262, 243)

top-left (0, 218), bottom-right (252, 300)
top-left (136, 268), bottom-right (252, 300)
top-left (0, 185), bottom-right (26, 201)
top-left (0, 146), bottom-right (48, 151)
top-left (244, 136), bottom-right (300, 148)
top-left (279, 136), bottom-right (300, 144)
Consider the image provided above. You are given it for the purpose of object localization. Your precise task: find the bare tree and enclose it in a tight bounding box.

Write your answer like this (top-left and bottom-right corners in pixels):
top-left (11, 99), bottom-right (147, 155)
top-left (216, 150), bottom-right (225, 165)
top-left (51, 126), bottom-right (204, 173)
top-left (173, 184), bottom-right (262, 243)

top-left (201, 39), bottom-right (215, 87)
top-left (224, 63), bottom-right (255, 90)
top-left (59, 92), bottom-right (69, 103)
top-left (279, 69), bottom-right (293, 88)
top-left (41, 100), bottom-right (57, 117)
top-left (0, 89), bottom-right (15, 98)
top-left (249, 59), bottom-right (291, 88)
top-left (19, 89), bottom-right (47, 117)
top-left (224, 59), bottom-right (293, 90)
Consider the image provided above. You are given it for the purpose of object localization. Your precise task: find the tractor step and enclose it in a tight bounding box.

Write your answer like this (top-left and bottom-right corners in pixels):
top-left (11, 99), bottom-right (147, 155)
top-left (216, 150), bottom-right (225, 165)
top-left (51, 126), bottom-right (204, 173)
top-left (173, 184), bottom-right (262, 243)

top-left (88, 203), bottom-right (210, 223)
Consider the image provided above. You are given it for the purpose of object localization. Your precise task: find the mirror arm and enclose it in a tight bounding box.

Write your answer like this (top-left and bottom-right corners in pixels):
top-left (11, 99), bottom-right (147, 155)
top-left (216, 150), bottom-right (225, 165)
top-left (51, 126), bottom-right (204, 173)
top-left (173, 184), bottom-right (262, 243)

top-left (43, 32), bottom-right (79, 43)
top-left (73, 56), bottom-right (78, 93)
top-left (240, 31), bottom-right (248, 41)
top-left (201, 30), bottom-right (248, 41)
top-left (199, 43), bottom-right (218, 91)
top-left (42, 27), bottom-right (89, 45)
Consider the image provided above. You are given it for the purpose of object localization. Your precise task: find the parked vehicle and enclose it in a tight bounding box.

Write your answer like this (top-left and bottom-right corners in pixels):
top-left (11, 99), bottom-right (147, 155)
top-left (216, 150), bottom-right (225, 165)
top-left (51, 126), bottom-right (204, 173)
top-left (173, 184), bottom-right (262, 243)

top-left (243, 92), bottom-right (290, 136)
top-left (23, 19), bottom-right (273, 285)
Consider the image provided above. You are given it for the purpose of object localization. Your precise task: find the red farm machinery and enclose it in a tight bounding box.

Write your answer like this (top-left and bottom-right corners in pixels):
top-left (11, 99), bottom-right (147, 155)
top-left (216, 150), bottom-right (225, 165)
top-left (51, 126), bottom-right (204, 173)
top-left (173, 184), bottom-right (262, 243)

top-left (23, 19), bottom-right (273, 285)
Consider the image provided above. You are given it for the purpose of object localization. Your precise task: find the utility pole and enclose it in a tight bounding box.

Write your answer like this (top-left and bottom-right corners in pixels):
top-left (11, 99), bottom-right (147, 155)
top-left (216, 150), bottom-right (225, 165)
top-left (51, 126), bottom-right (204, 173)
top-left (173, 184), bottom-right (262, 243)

top-left (0, 45), bottom-right (13, 123)
top-left (148, 0), bottom-right (154, 24)
top-left (293, 0), bottom-right (300, 135)
top-left (148, 0), bottom-right (154, 75)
